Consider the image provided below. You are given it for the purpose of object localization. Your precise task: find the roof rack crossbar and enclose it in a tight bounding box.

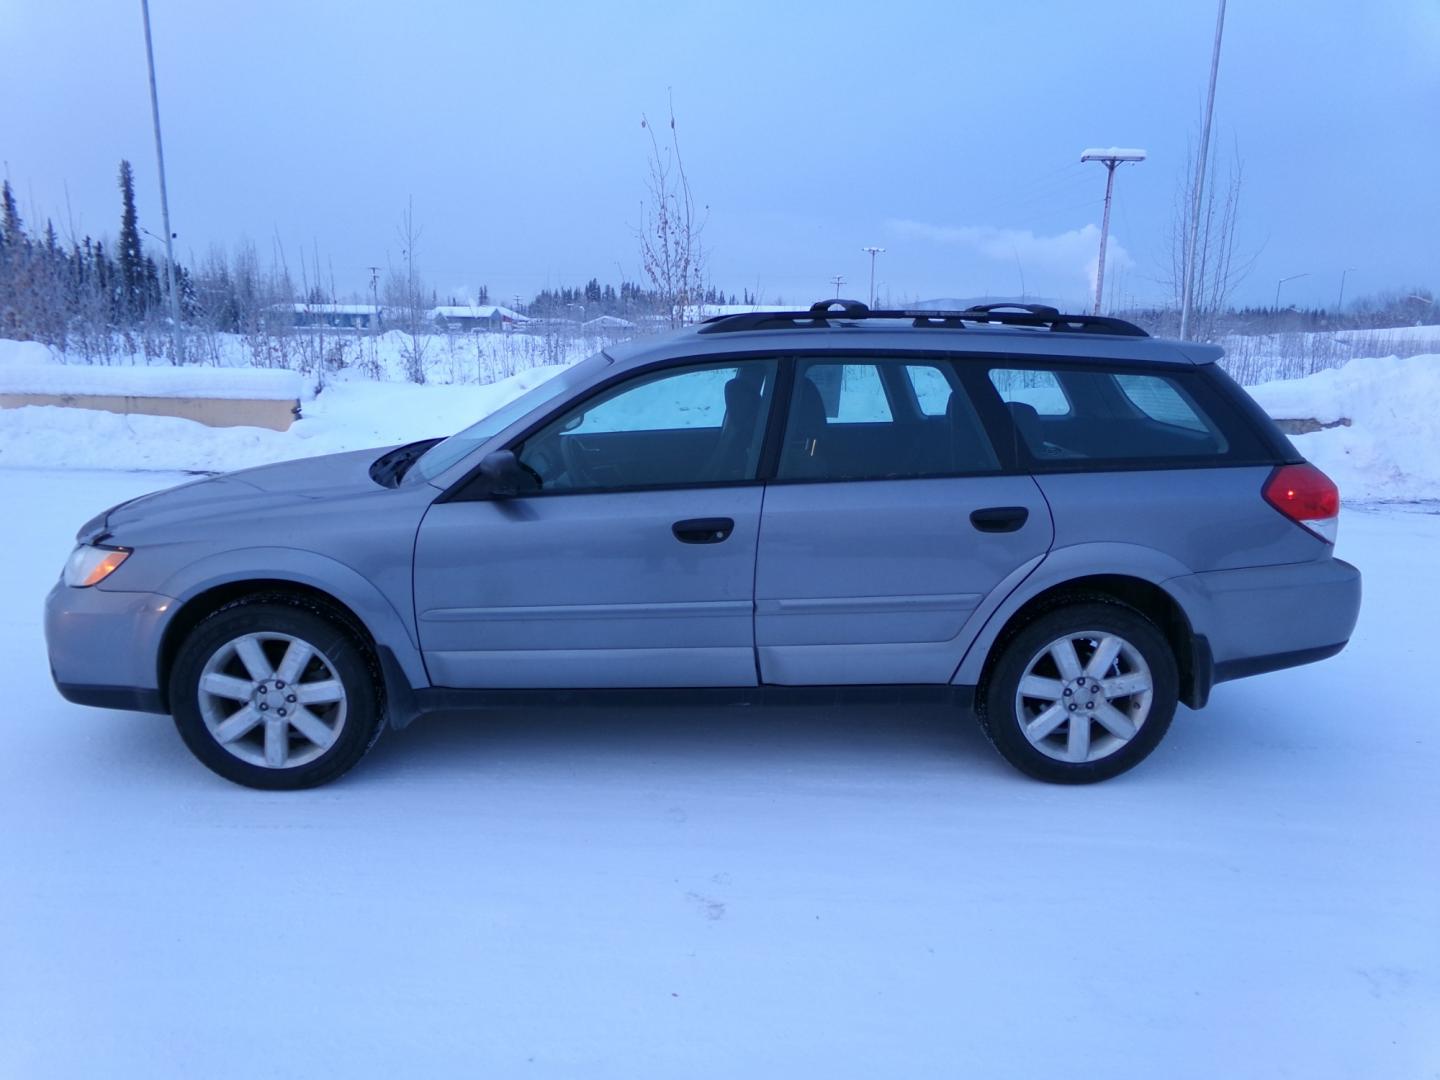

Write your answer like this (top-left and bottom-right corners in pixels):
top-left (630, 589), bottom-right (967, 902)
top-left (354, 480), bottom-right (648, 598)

top-left (697, 299), bottom-right (1148, 337)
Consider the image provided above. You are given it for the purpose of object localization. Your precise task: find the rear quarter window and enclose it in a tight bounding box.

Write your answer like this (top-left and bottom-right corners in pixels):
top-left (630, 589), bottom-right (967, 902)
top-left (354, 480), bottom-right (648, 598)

top-left (983, 362), bottom-right (1273, 468)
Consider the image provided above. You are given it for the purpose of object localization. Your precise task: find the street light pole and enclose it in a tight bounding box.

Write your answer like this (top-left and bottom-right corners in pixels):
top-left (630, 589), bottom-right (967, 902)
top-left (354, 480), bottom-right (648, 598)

top-left (1337, 267), bottom-right (1358, 312)
top-left (140, 0), bottom-right (183, 364)
top-left (1275, 273), bottom-right (1309, 310)
top-left (1179, 0), bottom-right (1228, 340)
top-left (861, 246), bottom-right (885, 307)
top-left (1080, 148), bottom-right (1146, 315)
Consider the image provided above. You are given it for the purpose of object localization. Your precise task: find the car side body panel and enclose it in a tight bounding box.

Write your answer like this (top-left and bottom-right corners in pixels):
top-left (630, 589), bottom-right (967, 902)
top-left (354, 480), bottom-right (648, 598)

top-left (754, 475), bottom-right (1054, 684)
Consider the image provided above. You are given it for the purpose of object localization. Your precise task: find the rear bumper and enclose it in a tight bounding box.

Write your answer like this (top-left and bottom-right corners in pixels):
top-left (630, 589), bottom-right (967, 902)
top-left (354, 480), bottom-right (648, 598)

top-left (45, 581), bottom-right (174, 714)
top-left (52, 681), bottom-right (167, 714)
top-left (1168, 556), bottom-right (1361, 703)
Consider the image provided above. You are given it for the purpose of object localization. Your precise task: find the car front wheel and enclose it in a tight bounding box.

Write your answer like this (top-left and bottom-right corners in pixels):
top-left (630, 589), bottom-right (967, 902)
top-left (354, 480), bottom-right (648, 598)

top-left (979, 601), bottom-right (1178, 784)
top-left (170, 600), bottom-right (382, 789)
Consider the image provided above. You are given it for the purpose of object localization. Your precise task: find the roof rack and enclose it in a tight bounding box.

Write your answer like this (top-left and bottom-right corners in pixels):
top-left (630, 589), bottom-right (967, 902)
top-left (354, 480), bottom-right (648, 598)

top-left (697, 299), bottom-right (1148, 338)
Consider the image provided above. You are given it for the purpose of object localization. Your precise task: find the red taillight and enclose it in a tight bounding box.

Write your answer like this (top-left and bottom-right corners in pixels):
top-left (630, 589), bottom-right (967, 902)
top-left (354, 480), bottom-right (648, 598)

top-left (1263, 463), bottom-right (1340, 543)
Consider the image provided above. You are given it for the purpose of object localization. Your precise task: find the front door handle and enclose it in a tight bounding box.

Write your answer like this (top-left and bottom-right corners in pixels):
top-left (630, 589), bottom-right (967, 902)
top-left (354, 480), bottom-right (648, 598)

top-left (970, 506), bottom-right (1029, 533)
top-left (672, 517), bottom-right (734, 544)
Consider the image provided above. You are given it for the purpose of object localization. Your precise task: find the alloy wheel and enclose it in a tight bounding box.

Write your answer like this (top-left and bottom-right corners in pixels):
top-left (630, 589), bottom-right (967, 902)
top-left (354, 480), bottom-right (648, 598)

top-left (196, 632), bottom-right (348, 769)
top-left (1013, 630), bottom-right (1154, 763)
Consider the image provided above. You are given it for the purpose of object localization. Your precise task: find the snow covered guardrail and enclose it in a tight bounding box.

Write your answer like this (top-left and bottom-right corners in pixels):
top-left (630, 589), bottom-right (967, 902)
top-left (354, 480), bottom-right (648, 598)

top-left (0, 364), bottom-right (305, 432)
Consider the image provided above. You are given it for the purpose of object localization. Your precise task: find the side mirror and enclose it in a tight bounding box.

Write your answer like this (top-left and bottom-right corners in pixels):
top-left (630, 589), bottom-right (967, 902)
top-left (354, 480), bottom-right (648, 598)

top-left (477, 450), bottom-right (525, 498)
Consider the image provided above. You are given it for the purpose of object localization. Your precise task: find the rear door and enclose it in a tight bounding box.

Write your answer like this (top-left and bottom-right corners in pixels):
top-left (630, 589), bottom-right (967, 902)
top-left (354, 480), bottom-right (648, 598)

top-left (754, 356), bottom-right (1053, 685)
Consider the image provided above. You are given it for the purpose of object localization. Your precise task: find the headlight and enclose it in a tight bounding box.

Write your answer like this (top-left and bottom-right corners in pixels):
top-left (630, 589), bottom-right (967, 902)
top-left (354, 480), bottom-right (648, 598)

top-left (64, 545), bottom-right (131, 588)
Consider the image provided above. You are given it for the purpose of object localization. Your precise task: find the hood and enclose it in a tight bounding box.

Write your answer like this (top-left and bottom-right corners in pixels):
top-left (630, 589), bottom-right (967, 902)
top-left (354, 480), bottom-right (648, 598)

top-left (93, 447), bottom-right (392, 540)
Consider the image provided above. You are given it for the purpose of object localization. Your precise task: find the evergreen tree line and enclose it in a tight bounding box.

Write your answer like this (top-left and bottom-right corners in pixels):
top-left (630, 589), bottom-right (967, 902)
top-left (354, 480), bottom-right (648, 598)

top-left (0, 162), bottom-right (201, 361)
top-left (520, 279), bottom-right (746, 320)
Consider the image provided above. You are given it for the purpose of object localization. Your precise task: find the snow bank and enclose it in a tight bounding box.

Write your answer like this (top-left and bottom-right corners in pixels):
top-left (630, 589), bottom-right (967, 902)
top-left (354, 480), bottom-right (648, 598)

top-left (0, 362), bottom-right (305, 400)
top-left (0, 364), bottom-right (571, 473)
top-left (1248, 354), bottom-right (1440, 502)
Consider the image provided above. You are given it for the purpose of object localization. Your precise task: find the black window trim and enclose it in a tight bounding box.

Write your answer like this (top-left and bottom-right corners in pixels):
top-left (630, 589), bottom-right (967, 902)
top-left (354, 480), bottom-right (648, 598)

top-left (438, 345), bottom-right (1285, 502)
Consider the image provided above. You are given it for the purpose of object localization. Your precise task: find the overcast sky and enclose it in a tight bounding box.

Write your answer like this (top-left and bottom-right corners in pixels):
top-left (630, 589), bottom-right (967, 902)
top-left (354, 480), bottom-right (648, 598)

top-left (2, 0), bottom-right (1436, 311)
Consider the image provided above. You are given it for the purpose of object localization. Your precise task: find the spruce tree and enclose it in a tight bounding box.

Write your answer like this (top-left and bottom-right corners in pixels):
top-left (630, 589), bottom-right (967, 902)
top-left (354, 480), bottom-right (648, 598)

top-left (0, 180), bottom-right (23, 251)
top-left (116, 160), bottom-right (145, 319)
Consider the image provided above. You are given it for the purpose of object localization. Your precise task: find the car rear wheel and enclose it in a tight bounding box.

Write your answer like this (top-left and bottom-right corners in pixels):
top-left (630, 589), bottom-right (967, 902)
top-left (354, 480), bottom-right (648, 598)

top-left (978, 601), bottom-right (1177, 783)
top-left (170, 601), bottom-right (382, 789)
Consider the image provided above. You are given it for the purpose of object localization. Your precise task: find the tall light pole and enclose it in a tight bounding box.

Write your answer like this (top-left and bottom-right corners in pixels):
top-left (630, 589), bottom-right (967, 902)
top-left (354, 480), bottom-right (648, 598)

top-left (1080, 148), bottom-right (1146, 315)
top-left (1275, 272), bottom-right (1309, 310)
top-left (1337, 267), bottom-right (1358, 312)
top-left (1179, 0), bottom-right (1228, 340)
top-left (140, 0), bottom-right (183, 363)
top-left (861, 246), bottom-right (885, 307)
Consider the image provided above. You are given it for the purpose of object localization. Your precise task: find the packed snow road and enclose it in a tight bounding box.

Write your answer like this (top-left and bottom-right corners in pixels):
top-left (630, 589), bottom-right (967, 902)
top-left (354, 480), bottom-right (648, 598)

top-left (0, 468), bottom-right (1435, 1079)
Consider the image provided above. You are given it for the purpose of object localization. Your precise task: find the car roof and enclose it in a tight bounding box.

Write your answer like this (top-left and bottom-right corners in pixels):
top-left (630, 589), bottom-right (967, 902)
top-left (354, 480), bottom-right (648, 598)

top-left (605, 319), bottom-right (1224, 371)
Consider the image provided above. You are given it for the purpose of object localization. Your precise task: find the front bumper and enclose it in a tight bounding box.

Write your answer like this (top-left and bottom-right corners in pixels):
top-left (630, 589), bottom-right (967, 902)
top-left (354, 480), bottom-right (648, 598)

top-left (44, 581), bottom-right (175, 714)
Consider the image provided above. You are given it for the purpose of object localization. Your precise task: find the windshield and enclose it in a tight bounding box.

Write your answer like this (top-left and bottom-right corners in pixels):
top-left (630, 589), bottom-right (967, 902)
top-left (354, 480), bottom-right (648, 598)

top-left (406, 354), bottom-right (608, 484)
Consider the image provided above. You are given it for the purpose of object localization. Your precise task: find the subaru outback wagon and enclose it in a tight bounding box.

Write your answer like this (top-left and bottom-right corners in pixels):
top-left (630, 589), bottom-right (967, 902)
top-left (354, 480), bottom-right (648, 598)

top-left (46, 301), bottom-right (1362, 788)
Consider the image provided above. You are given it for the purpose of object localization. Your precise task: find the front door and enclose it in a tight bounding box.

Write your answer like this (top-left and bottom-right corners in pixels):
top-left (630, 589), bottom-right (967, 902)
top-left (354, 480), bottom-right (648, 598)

top-left (414, 358), bottom-right (778, 688)
top-left (754, 357), bottom-right (1053, 684)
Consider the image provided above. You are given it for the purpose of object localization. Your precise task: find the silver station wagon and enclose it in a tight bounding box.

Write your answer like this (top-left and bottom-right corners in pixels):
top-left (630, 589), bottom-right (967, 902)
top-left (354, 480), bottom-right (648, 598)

top-left (46, 302), bottom-right (1362, 788)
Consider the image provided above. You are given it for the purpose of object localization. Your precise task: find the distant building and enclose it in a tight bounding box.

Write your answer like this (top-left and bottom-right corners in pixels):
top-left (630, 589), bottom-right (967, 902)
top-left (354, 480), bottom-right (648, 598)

top-left (280, 303), bottom-right (384, 330)
top-left (582, 315), bottom-right (635, 332)
top-left (429, 305), bottom-right (529, 332)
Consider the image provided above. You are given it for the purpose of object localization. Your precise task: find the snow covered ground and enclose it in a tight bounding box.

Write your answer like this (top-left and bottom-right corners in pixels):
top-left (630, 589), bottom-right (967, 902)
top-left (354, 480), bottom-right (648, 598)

top-left (0, 468), bottom-right (1436, 1078)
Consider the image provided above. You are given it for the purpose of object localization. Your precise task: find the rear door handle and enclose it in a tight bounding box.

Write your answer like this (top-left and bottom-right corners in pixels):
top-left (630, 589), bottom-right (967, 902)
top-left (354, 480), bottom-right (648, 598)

top-left (672, 517), bottom-right (734, 544)
top-left (970, 506), bottom-right (1029, 533)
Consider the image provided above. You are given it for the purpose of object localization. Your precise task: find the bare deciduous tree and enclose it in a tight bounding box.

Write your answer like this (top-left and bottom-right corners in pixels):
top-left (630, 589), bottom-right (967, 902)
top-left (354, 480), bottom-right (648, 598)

top-left (637, 100), bottom-right (707, 328)
top-left (1164, 138), bottom-right (1257, 341)
top-left (385, 197), bottom-right (429, 383)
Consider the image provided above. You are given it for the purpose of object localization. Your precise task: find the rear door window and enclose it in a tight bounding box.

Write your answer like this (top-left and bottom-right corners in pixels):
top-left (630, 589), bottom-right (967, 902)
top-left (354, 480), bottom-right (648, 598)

top-left (778, 359), bottom-right (997, 480)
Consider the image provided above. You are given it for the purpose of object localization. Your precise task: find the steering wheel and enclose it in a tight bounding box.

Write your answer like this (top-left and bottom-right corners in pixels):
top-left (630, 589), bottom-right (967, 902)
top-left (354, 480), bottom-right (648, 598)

top-left (559, 434), bottom-right (601, 486)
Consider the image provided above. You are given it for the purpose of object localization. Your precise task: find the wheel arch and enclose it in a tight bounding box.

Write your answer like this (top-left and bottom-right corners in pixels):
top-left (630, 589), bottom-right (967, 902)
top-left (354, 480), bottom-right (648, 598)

top-left (152, 550), bottom-right (430, 713)
top-left (954, 546), bottom-right (1211, 709)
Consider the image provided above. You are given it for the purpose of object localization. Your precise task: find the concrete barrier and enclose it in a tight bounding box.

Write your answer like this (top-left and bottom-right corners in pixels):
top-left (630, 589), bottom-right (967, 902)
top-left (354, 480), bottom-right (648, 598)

top-left (0, 392), bottom-right (299, 431)
top-left (0, 363), bottom-right (305, 431)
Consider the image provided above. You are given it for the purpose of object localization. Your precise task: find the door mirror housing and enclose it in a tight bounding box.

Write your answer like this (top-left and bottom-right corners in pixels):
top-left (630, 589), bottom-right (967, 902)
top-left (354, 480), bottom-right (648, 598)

top-left (478, 450), bottom-right (526, 498)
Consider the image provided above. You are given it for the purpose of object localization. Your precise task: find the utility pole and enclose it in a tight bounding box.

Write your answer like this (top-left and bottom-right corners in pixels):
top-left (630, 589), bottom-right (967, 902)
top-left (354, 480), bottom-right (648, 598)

top-left (367, 266), bottom-right (380, 334)
top-left (140, 0), bottom-right (183, 363)
top-left (1337, 267), bottom-right (1358, 312)
top-left (829, 275), bottom-right (846, 298)
top-left (1275, 273), bottom-right (1309, 310)
top-left (861, 247), bottom-right (885, 307)
top-left (1080, 148), bottom-right (1145, 315)
top-left (1179, 0), bottom-right (1227, 340)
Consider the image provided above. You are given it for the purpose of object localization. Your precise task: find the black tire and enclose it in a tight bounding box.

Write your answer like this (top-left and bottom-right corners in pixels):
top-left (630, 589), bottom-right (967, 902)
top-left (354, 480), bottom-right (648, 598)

top-left (170, 600), bottom-right (383, 790)
top-left (977, 601), bottom-right (1178, 784)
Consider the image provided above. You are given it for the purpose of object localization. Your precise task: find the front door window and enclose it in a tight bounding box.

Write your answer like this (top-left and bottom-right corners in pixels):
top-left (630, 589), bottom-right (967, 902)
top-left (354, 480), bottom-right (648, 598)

top-left (516, 360), bottom-right (777, 492)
